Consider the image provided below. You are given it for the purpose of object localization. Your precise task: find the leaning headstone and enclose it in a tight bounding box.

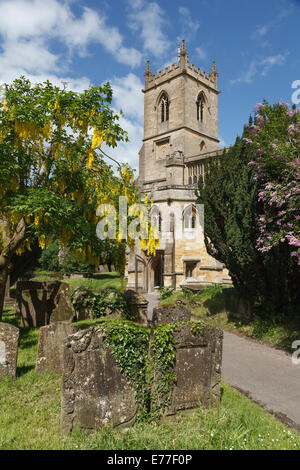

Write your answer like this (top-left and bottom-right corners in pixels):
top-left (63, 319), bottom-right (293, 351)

top-left (49, 297), bottom-right (74, 324)
top-left (124, 289), bottom-right (148, 324)
top-left (35, 322), bottom-right (79, 374)
top-left (151, 323), bottom-right (223, 416)
top-left (152, 304), bottom-right (191, 327)
top-left (17, 281), bottom-right (73, 327)
top-left (61, 329), bottom-right (138, 434)
top-left (0, 322), bottom-right (19, 378)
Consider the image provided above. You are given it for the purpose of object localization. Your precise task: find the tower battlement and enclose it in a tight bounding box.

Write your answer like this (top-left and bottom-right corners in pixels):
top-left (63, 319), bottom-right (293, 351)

top-left (144, 40), bottom-right (218, 92)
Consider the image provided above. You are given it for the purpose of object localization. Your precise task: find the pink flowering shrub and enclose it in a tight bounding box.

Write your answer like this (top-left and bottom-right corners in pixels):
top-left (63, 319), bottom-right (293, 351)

top-left (243, 100), bottom-right (300, 266)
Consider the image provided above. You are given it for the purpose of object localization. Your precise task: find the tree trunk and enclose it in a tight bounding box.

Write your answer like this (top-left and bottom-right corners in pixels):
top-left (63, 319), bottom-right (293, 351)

top-left (0, 217), bottom-right (26, 320)
top-left (0, 267), bottom-right (8, 321)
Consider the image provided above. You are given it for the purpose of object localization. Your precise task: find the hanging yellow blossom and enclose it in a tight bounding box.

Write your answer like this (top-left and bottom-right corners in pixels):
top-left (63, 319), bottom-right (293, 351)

top-left (38, 235), bottom-right (46, 250)
top-left (86, 150), bottom-right (95, 170)
top-left (91, 128), bottom-right (103, 150)
top-left (43, 122), bottom-right (52, 139)
top-left (34, 213), bottom-right (40, 228)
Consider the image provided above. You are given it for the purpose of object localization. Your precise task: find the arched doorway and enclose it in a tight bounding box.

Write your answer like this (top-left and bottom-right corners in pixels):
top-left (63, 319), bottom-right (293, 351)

top-left (149, 250), bottom-right (164, 291)
top-left (135, 256), bottom-right (147, 293)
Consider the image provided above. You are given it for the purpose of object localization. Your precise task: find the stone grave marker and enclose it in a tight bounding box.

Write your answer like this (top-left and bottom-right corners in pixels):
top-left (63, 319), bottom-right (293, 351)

top-left (0, 322), bottom-right (20, 378)
top-left (151, 323), bottom-right (223, 415)
top-left (17, 281), bottom-right (73, 327)
top-left (152, 304), bottom-right (191, 327)
top-left (35, 322), bottom-right (79, 374)
top-left (61, 328), bottom-right (138, 434)
top-left (124, 289), bottom-right (149, 325)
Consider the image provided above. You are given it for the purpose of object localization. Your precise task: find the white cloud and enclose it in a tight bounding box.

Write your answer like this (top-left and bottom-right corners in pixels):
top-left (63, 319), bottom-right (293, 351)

top-left (178, 6), bottom-right (200, 42)
top-left (128, 0), bottom-right (170, 58)
top-left (106, 73), bottom-right (144, 171)
top-left (102, 114), bottom-right (143, 172)
top-left (230, 53), bottom-right (288, 85)
top-left (195, 46), bottom-right (207, 61)
top-left (251, 6), bottom-right (293, 42)
top-left (218, 137), bottom-right (227, 148)
top-left (111, 73), bottom-right (144, 121)
top-left (260, 54), bottom-right (287, 76)
top-left (0, 0), bottom-right (142, 89)
top-left (0, 0), bottom-right (146, 171)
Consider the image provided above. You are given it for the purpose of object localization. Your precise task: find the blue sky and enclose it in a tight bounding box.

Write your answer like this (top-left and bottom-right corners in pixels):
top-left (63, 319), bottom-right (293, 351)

top-left (0, 0), bottom-right (299, 172)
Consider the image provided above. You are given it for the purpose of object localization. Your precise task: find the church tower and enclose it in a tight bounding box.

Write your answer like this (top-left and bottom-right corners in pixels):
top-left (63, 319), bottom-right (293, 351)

top-left (127, 40), bottom-right (230, 293)
top-left (138, 39), bottom-right (220, 191)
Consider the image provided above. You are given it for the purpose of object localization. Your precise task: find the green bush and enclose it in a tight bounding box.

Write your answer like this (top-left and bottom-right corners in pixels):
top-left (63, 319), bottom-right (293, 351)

top-left (39, 240), bottom-right (93, 273)
top-left (159, 286), bottom-right (174, 300)
top-left (197, 127), bottom-right (300, 318)
top-left (71, 286), bottom-right (131, 319)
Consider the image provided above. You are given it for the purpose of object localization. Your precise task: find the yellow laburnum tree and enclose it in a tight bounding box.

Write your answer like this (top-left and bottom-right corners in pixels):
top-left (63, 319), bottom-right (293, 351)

top-left (0, 76), bottom-right (146, 319)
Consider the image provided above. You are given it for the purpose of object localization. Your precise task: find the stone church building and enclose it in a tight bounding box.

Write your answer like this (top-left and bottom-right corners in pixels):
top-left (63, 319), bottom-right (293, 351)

top-left (127, 40), bottom-right (231, 292)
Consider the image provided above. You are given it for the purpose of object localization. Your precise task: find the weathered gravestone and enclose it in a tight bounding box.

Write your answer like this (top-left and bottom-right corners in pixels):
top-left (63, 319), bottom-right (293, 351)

top-left (124, 289), bottom-right (149, 325)
top-left (61, 329), bottom-right (138, 434)
top-left (152, 304), bottom-right (191, 327)
top-left (224, 288), bottom-right (252, 321)
top-left (35, 322), bottom-right (79, 374)
top-left (0, 322), bottom-right (20, 378)
top-left (17, 281), bottom-right (73, 327)
top-left (151, 323), bottom-right (223, 416)
top-left (71, 287), bottom-right (94, 321)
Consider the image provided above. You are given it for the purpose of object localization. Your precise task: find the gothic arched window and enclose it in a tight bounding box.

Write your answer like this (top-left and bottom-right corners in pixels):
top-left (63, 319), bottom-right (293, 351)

top-left (151, 205), bottom-right (162, 235)
top-left (196, 93), bottom-right (205, 122)
top-left (183, 204), bottom-right (197, 230)
top-left (200, 140), bottom-right (206, 152)
top-left (159, 93), bottom-right (169, 123)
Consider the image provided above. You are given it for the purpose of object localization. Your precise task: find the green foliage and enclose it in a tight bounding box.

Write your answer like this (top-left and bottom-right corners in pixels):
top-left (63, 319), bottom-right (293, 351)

top-left (96, 319), bottom-right (151, 420)
top-left (197, 130), bottom-right (300, 318)
top-left (0, 76), bottom-right (137, 307)
top-left (159, 286), bottom-right (174, 300)
top-left (245, 101), bottom-right (300, 263)
top-left (39, 239), bottom-right (93, 273)
top-left (196, 284), bottom-right (224, 299)
top-left (66, 272), bottom-right (123, 294)
top-left (38, 240), bottom-right (60, 271)
top-left (162, 287), bottom-right (300, 353)
top-left (71, 286), bottom-right (131, 320)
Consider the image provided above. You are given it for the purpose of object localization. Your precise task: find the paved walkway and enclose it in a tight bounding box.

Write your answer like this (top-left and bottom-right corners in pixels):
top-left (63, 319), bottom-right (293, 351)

top-left (222, 331), bottom-right (300, 432)
top-left (144, 293), bottom-right (300, 432)
top-left (144, 292), bottom-right (160, 322)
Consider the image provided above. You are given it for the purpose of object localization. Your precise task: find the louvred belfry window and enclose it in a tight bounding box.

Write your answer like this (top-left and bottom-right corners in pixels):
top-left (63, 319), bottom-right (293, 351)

top-left (160, 94), bottom-right (169, 122)
top-left (197, 94), bottom-right (204, 122)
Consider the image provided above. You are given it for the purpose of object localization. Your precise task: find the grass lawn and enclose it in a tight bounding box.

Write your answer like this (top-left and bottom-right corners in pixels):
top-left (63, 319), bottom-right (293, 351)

top-left (160, 286), bottom-right (300, 353)
top-left (0, 307), bottom-right (299, 450)
top-left (26, 270), bottom-right (124, 294)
